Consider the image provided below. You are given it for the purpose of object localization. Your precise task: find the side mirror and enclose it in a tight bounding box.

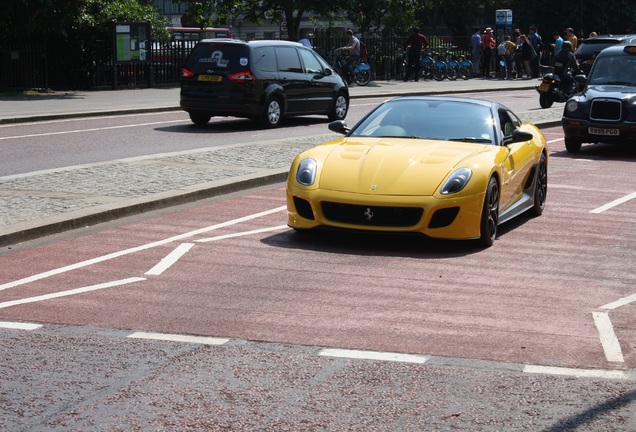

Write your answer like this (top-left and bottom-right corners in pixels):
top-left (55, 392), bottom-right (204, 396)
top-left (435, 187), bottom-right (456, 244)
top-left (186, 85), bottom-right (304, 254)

top-left (574, 74), bottom-right (587, 86)
top-left (328, 120), bottom-right (350, 135)
top-left (504, 129), bottom-right (533, 145)
top-left (323, 68), bottom-right (334, 76)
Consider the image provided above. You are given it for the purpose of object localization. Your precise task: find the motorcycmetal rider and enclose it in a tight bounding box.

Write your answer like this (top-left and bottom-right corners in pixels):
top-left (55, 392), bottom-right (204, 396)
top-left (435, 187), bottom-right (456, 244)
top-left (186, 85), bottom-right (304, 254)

top-left (553, 41), bottom-right (582, 95)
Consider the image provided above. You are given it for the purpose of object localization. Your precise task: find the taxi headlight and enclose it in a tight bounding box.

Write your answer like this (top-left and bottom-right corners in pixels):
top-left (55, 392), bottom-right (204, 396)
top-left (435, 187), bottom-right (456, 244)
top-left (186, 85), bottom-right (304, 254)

top-left (440, 168), bottom-right (472, 195)
top-left (296, 158), bottom-right (317, 186)
top-left (565, 99), bottom-right (579, 112)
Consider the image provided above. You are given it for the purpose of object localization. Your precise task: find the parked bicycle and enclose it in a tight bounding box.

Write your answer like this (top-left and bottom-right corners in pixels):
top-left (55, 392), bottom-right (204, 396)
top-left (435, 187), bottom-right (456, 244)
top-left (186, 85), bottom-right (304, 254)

top-left (419, 50), bottom-right (434, 80)
top-left (430, 48), bottom-right (459, 81)
top-left (457, 53), bottom-right (473, 80)
top-left (329, 50), bottom-right (372, 86)
top-left (497, 55), bottom-right (518, 80)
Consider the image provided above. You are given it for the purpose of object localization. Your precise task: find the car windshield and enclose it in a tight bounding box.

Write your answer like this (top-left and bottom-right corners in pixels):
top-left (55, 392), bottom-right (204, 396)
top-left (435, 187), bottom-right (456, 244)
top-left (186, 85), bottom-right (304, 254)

top-left (588, 55), bottom-right (636, 86)
top-left (349, 99), bottom-right (495, 143)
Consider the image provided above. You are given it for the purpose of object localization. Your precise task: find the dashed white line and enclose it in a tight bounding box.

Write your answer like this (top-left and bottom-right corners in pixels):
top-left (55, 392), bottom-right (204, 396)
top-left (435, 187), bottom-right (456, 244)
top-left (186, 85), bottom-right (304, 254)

top-left (127, 331), bottom-right (229, 345)
top-left (0, 321), bottom-right (42, 330)
top-left (592, 311), bottom-right (625, 363)
top-left (0, 206), bottom-right (286, 292)
top-left (600, 293), bottom-right (636, 311)
top-left (195, 225), bottom-right (288, 243)
top-left (524, 365), bottom-right (629, 380)
top-left (145, 243), bottom-right (194, 276)
top-left (590, 191), bottom-right (636, 213)
top-left (0, 120), bottom-right (185, 140)
top-left (319, 348), bottom-right (429, 364)
top-left (0, 277), bottom-right (146, 309)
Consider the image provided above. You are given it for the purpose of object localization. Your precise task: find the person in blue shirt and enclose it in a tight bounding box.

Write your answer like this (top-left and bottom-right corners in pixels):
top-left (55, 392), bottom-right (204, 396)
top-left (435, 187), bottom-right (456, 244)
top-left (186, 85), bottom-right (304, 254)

top-left (471, 27), bottom-right (482, 76)
top-left (528, 26), bottom-right (543, 77)
top-left (298, 29), bottom-right (312, 49)
top-left (551, 31), bottom-right (564, 62)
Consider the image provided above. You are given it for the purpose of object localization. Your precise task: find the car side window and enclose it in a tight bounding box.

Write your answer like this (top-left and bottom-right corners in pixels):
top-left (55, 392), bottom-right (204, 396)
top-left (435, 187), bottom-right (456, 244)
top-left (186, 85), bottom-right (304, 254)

top-left (499, 109), bottom-right (516, 137)
top-left (298, 49), bottom-right (324, 75)
top-left (274, 47), bottom-right (303, 73)
top-left (251, 46), bottom-right (278, 73)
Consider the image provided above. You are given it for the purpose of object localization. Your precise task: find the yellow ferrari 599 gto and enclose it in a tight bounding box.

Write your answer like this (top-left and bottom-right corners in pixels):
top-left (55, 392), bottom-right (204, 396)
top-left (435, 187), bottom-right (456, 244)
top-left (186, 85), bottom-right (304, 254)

top-left (286, 96), bottom-right (548, 247)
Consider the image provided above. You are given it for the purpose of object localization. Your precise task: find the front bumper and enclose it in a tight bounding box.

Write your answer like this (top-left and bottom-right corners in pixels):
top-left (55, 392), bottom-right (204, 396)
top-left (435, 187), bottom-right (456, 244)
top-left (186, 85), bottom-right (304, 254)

top-left (286, 186), bottom-right (486, 240)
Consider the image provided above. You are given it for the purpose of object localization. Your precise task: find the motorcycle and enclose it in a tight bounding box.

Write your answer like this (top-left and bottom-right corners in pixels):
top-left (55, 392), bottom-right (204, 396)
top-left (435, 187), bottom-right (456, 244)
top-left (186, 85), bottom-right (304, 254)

top-left (536, 69), bottom-right (585, 108)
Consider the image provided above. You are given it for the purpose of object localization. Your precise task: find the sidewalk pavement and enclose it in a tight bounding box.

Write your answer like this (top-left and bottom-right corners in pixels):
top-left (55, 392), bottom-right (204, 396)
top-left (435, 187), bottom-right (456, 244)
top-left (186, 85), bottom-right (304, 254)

top-left (0, 78), bottom-right (561, 247)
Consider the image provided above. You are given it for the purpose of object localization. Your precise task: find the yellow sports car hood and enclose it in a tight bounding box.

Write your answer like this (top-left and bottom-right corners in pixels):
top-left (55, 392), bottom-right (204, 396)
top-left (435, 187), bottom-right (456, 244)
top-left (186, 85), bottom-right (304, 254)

top-left (317, 138), bottom-right (489, 195)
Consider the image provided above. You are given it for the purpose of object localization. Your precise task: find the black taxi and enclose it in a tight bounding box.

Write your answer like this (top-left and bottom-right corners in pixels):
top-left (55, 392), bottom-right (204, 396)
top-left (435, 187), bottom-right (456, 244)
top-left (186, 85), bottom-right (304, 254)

top-left (562, 44), bottom-right (636, 152)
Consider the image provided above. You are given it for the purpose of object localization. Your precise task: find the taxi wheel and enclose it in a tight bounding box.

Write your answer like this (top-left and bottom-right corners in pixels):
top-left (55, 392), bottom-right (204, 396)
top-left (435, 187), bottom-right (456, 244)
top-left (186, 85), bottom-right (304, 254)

top-left (565, 138), bottom-right (582, 153)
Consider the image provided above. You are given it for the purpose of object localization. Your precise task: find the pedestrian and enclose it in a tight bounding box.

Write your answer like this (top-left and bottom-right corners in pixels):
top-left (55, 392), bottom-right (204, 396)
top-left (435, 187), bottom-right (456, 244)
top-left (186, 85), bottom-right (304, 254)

top-left (551, 31), bottom-right (564, 59)
top-left (528, 26), bottom-right (543, 77)
top-left (519, 34), bottom-right (535, 79)
top-left (481, 27), bottom-right (496, 78)
top-left (402, 27), bottom-right (429, 82)
top-left (336, 29), bottom-right (361, 84)
top-left (471, 27), bottom-right (482, 76)
top-left (498, 35), bottom-right (517, 77)
top-left (298, 29), bottom-right (312, 49)
top-left (565, 28), bottom-right (578, 52)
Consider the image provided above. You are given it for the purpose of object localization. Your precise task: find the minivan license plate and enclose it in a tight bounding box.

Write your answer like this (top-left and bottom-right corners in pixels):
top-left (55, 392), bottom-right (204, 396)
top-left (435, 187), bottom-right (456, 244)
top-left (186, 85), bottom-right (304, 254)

top-left (589, 127), bottom-right (619, 136)
top-left (198, 75), bottom-right (222, 82)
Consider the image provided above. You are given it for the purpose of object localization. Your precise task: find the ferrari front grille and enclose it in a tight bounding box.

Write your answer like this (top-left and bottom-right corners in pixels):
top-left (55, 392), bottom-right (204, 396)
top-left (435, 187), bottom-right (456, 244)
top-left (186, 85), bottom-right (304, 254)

top-left (590, 99), bottom-right (622, 121)
top-left (321, 202), bottom-right (423, 227)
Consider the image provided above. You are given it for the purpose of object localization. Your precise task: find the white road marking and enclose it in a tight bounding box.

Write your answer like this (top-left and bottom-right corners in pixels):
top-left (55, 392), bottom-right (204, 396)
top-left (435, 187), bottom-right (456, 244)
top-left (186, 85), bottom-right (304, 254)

top-left (590, 192), bottom-right (636, 213)
top-left (145, 243), bottom-right (194, 276)
top-left (0, 321), bottom-right (42, 330)
top-left (0, 206), bottom-right (286, 292)
top-left (127, 331), bottom-right (229, 345)
top-left (524, 365), bottom-right (629, 380)
top-left (592, 311), bottom-right (625, 363)
top-left (319, 348), bottom-right (429, 364)
top-left (600, 293), bottom-right (636, 311)
top-left (0, 119), bottom-right (185, 140)
top-left (0, 277), bottom-right (146, 309)
top-left (195, 225), bottom-right (288, 243)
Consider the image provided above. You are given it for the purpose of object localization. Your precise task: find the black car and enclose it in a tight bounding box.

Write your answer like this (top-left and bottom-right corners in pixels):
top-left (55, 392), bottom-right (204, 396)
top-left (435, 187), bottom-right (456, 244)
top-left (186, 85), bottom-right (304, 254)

top-left (180, 39), bottom-right (349, 128)
top-left (575, 34), bottom-right (636, 75)
top-left (562, 44), bottom-right (636, 153)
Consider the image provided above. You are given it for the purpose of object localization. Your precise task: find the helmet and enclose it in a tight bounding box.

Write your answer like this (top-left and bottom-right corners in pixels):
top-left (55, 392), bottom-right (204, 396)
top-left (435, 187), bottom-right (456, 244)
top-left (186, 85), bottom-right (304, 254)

top-left (562, 40), bottom-right (573, 51)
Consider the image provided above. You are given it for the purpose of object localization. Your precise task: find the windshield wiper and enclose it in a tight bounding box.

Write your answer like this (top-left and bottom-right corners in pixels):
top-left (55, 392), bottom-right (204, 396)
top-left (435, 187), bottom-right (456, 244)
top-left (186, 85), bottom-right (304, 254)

top-left (603, 81), bottom-right (634, 86)
top-left (446, 137), bottom-right (492, 143)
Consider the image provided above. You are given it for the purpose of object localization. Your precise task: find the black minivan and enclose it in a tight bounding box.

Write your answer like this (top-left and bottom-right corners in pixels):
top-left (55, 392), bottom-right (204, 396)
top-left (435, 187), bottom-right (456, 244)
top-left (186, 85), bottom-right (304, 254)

top-left (180, 39), bottom-right (350, 127)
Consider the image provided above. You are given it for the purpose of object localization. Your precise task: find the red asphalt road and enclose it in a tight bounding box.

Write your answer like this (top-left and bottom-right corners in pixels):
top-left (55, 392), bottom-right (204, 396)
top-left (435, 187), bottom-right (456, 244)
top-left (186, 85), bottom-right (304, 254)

top-left (1, 128), bottom-right (635, 371)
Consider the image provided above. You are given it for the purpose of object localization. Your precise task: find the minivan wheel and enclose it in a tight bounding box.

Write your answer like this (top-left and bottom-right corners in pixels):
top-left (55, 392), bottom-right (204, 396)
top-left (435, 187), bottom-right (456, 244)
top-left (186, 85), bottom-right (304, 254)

top-left (261, 97), bottom-right (282, 128)
top-left (328, 94), bottom-right (349, 121)
top-left (189, 112), bottom-right (211, 126)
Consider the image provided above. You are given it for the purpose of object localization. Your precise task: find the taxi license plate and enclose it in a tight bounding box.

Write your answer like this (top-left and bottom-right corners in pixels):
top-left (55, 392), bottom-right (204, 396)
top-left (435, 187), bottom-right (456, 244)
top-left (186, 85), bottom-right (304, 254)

top-left (537, 82), bottom-right (550, 92)
top-left (198, 74), bottom-right (222, 82)
top-left (588, 127), bottom-right (619, 136)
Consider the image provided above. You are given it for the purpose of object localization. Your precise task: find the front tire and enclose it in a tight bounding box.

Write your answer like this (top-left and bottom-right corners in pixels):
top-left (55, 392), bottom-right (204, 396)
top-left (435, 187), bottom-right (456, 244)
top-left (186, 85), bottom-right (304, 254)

top-left (479, 177), bottom-right (499, 247)
top-left (328, 93), bottom-right (349, 121)
top-left (564, 138), bottom-right (582, 153)
top-left (539, 93), bottom-right (553, 109)
top-left (530, 153), bottom-right (547, 216)
top-left (261, 97), bottom-right (282, 128)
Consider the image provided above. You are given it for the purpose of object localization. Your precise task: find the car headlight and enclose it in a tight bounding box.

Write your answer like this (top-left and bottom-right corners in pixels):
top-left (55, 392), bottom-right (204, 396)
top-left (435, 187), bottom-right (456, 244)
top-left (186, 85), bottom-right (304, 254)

top-left (565, 99), bottom-right (579, 112)
top-left (296, 158), bottom-right (317, 186)
top-left (440, 167), bottom-right (472, 194)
